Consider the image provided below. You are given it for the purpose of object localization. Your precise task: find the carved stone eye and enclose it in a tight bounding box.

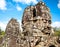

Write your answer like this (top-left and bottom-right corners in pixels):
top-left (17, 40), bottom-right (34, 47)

top-left (33, 20), bottom-right (37, 23)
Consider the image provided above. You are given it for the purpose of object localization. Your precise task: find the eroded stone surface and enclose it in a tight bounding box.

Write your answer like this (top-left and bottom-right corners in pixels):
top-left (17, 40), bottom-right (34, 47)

top-left (22, 1), bottom-right (60, 47)
top-left (1, 1), bottom-right (60, 47)
top-left (4, 18), bottom-right (21, 47)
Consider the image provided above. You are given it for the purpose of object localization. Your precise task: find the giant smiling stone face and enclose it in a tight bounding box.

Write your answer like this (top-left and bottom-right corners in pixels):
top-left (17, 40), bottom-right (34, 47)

top-left (22, 1), bottom-right (51, 32)
top-left (5, 18), bottom-right (20, 36)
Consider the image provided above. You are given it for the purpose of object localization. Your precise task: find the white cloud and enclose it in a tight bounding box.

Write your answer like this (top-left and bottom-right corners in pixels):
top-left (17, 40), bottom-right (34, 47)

top-left (13, 0), bottom-right (38, 5)
top-left (0, 21), bottom-right (7, 31)
top-left (57, 0), bottom-right (60, 9)
top-left (52, 21), bottom-right (60, 28)
top-left (16, 5), bottom-right (22, 11)
top-left (0, 0), bottom-right (7, 10)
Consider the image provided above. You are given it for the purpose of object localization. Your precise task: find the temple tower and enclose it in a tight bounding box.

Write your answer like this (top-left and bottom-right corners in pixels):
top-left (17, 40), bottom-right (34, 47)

top-left (22, 1), bottom-right (58, 47)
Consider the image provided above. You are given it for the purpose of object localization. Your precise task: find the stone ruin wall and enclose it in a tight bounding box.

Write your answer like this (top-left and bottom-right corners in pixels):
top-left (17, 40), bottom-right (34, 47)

top-left (0, 1), bottom-right (60, 47)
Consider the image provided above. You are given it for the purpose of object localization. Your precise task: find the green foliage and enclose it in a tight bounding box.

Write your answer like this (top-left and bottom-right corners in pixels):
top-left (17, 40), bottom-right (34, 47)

top-left (0, 28), bottom-right (5, 38)
top-left (0, 28), bottom-right (2, 35)
top-left (1, 31), bottom-right (5, 36)
top-left (54, 30), bottom-right (60, 36)
top-left (54, 27), bottom-right (60, 36)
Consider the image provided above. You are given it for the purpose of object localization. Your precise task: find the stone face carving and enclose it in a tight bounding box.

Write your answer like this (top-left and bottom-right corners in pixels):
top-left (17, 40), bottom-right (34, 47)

top-left (22, 2), bottom-right (52, 36)
top-left (1, 1), bottom-right (60, 47)
top-left (5, 18), bottom-right (20, 35)
top-left (22, 1), bottom-right (60, 47)
top-left (4, 18), bottom-right (21, 47)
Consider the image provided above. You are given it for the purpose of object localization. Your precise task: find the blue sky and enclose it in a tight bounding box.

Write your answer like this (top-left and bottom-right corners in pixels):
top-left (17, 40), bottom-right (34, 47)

top-left (0, 0), bottom-right (60, 30)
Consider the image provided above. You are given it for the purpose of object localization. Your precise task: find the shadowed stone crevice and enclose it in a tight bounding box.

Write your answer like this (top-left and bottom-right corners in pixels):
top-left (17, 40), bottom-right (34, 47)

top-left (49, 45), bottom-right (56, 47)
top-left (33, 8), bottom-right (36, 17)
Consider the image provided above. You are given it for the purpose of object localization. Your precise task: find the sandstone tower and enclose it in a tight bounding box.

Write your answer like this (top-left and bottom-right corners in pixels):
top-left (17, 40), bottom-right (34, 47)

top-left (1, 1), bottom-right (60, 47)
top-left (22, 1), bottom-right (59, 47)
top-left (22, 1), bottom-right (52, 36)
top-left (4, 18), bottom-right (21, 47)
